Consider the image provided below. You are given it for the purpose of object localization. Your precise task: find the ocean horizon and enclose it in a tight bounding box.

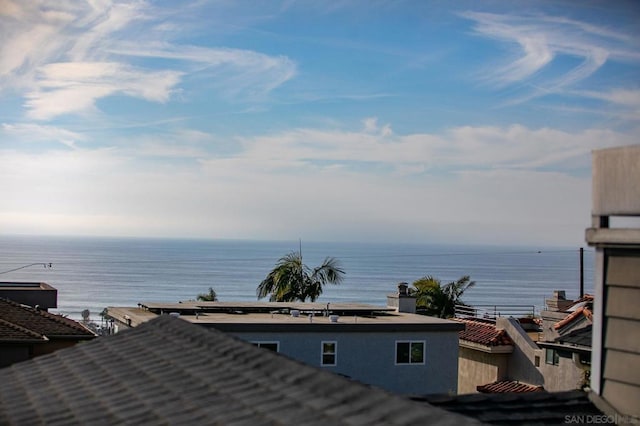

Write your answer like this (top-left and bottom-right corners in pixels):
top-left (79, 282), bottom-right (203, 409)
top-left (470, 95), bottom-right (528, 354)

top-left (0, 235), bottom-right (594, 320)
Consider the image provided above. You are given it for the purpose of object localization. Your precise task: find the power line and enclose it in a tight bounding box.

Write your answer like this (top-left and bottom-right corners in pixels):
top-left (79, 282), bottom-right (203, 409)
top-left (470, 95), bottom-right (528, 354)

top-left (0, 263), bottom-right (52, 275)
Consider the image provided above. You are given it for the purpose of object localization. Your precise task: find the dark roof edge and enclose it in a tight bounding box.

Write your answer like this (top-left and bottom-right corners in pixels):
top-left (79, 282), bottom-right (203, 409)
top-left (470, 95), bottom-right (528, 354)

top-left (200, 321), bottom-right (465, 333)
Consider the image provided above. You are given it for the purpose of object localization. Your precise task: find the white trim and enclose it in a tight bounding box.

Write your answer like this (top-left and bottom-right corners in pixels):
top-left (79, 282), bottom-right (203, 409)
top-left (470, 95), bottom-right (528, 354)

top-left (395, 340), bottom-right (426, 365)
top-left (591, 249), bottom-right (605, 394)
top-left (321, 340), bottom-right (337, 366)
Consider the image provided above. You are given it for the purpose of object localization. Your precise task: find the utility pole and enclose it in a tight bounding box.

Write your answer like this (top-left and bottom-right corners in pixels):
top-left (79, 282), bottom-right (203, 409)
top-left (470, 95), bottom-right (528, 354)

top-left (299, 238), bottom-right (303, 286)
top-left (579, 247), bottom-right (584, 298)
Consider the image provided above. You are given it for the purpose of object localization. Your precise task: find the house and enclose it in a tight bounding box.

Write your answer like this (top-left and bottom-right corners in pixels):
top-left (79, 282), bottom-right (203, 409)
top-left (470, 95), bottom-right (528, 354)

top-left (537, 292), bottom-right (592, 391)
top-left (105, 286), bottom-right (464, 396)
top-left (456, 318), bottom-right (514, 394)
top-left (455, 295), bottom-right (592, 394)
top-left (424, 145), bottom-right (639, 423)
top-left (0, 297), bottom-right (96, 367)
top-left (0, 314), bottom-right (480, 426)
top-left (0, 281), bottom-right (57, 310)
top-left (586, 144), bottom-right (640, 420)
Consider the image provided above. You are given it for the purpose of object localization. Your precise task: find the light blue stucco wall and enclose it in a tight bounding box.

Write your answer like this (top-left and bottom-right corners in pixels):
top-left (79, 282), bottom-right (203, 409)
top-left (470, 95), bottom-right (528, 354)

top-left (229, 330), bottom-right (459, 395)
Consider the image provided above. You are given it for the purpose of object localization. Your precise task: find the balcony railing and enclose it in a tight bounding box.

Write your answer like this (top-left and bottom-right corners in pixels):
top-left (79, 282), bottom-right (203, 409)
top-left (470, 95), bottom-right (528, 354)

top-left (454, 304), bottom-right (536, 323)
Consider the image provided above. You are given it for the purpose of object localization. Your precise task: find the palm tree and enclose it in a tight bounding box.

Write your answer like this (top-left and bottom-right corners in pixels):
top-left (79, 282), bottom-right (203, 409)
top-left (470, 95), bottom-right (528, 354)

top-left (197, 287), bottom-right (218, 302)
top-left (257, 251), bottom-right (345, 302)
top-left (410, 275), bottom-right (475, 318)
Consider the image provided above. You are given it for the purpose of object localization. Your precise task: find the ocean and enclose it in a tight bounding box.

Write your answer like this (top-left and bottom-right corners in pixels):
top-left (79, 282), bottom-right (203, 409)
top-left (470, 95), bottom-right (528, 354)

top-left (0, 235), bottom-right (594, 320)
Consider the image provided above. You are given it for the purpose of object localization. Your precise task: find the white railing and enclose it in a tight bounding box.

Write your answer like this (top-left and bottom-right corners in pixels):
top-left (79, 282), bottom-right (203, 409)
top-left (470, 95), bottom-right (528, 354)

top-left (454, 304), bottom-right (536, 322)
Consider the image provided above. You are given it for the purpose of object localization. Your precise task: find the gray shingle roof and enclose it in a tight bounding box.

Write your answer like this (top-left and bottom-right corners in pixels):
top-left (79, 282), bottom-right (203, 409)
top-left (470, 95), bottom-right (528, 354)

top-left (414, 390), bottom-right (602, 425)
top-left (0, 315), bottom-right (480, 426)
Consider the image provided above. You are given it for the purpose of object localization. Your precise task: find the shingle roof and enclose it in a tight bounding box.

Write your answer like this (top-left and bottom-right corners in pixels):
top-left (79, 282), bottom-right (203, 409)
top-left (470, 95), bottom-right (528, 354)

top-left (414, 390), bottom-right (602, 425)
top-left (0, 297), bottom-right (95, 339)
top-left (476, 380), bottom-right (544, 393)
top-left (0, 315), bottom-right (480, 426)
top-left (457, 319), bottom-right (513, 346)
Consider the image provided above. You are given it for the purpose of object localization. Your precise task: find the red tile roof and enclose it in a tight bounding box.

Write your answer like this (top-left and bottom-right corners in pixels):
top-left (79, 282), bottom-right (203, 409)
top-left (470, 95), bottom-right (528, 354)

top-left (0, 298), bottom-right (95, 340)
top-left (0, 318), bottom-right (48, 343)
top-left (456, 319), bottom-right (513, 346)
top-left (477, 380), bottom-right (544, 393)
top-left (553, 295), bottom-right (594, 330)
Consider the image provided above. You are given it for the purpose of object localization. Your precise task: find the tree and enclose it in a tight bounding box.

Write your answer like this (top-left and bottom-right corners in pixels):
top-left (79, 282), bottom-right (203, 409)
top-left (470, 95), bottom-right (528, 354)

top-left (410, 275), bottom-right (475, 318)
top-left (197, 287), bottom-right (218, 302)
top-left (257, 251), bottom-right (345, 302)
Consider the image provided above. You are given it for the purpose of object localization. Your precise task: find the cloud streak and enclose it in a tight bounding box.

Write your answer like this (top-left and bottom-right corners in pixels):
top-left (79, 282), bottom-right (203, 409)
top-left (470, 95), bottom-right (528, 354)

top-left (0, 0), bottom-right (297, 120)
top-left (1, 122), bottom-right (85, 148)
top-left (231, 120), bottom-right (631, 175)
top-left (461, 11), bottom-right (640, 100)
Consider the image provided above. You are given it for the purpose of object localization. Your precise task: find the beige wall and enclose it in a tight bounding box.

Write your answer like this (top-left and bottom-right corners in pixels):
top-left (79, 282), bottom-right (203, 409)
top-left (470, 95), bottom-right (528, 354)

top-left (537, 351), bottom-right (586, 392)
top-left (458, 347), bottom-right (509, 394)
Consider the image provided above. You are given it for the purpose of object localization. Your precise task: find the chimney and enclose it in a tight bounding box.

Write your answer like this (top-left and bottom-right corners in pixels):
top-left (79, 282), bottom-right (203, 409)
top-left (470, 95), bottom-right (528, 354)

top-left (387, 282), bottom-right (416, 314)
top-left (545, 290), bottom-right (574, 312)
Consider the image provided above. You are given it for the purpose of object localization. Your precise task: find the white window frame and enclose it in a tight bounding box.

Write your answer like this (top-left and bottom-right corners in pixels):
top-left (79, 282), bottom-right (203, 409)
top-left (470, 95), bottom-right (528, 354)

top-left (252, 341), bottom-right (280, 352)
top-left (321, 341), bottom-right (337, 366)
top-left (395, 340), bottom-right (425, 365)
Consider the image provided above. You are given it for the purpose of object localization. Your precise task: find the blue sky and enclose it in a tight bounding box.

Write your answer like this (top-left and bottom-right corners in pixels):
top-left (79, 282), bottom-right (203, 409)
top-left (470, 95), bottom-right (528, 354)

top-left (1, 0), bottom-right (638, 245)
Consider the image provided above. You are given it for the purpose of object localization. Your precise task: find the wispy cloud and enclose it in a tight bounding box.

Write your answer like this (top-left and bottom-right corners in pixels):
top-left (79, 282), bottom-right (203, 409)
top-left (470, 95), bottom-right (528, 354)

top-left (1, 122), bottom-right (85, 148)
top-left (0, 0), bottom-right (297, 120)
top-left (25, 62), bottom-right (183, 120)
top-left (107, 42), bottom-right (297, 99)
top-left (567, 88), bottom-right (640, 121)
top-left (576, 88), bottom-right (640, 108)
top-left (461, 11), bottom-right (640, 100)
top-left (231, 120), bottom-right (631, 175)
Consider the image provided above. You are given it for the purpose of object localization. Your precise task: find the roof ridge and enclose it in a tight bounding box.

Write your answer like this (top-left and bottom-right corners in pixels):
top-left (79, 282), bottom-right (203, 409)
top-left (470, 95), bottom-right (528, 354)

top-left (0, 317), bottom-right (48, 341)
top-left (457, 318), bottom-right (513, 346)
top-left (0, 297), bottom-right (94, 335)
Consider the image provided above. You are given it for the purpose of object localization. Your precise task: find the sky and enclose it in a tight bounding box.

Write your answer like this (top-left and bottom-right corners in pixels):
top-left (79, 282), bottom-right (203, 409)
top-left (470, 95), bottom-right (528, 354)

top-left (1, 0), bottom-right (639, 246)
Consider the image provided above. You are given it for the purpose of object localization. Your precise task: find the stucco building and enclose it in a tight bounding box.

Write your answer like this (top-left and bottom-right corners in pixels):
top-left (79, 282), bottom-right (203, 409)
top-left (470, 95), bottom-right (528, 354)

top-left (106, 288), bottom-right (464, 396)
top-left (456, 295), bottom-right (593, 394)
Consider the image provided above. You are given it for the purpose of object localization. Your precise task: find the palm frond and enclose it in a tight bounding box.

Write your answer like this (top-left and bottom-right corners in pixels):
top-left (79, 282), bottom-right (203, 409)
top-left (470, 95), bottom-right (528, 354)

top-left (257, 251), bottom-right (344, 302)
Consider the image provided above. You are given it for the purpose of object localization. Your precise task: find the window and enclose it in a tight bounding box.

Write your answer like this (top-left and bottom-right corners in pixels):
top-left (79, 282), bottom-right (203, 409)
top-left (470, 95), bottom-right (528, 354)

top-left (252, 342), bottom-right (279, 352)
top-left (545, 348), bottom-right (559, 366)
top-left (321, 341), bottom-right (337, 366)
top-left (396, 341), bottom-right (425, 364)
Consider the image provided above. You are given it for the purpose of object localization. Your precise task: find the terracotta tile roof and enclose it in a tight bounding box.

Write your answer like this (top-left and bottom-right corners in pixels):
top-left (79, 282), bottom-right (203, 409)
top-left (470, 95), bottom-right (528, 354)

top-left (0, 298), bottom-right (94, 339)
top-left (0, 318), bottom-right (48, 343)
top-left (415, 390), bottom-right (602, 425)
top-left (0, 315), bottom-right (480, 426)
top-left (476, 380), bottom-right (544, 393)
top-left (456, 319), bottom-right (513, 346)
top-left (570, 294), bottom-right (594, 306)
top-left (553, 305), bottom-right (593, 330)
